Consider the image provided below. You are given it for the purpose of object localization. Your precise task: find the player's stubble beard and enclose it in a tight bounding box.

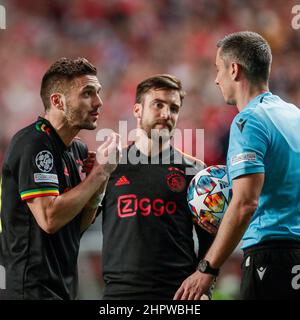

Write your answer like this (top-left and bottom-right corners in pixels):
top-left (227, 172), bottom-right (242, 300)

top-left (64, 101), bottom-right (97, 130)
top-left (140, 118), bottom-right (175, 150)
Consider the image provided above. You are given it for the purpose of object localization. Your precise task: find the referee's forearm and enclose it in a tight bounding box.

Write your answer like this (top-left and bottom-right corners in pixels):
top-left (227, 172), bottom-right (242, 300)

top-left (204, 197), bottom-right (254, 269)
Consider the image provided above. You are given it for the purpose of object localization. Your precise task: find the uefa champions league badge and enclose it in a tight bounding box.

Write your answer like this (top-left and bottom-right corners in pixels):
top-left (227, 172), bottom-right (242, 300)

top-left (35, 150), bottom-right (54, 173)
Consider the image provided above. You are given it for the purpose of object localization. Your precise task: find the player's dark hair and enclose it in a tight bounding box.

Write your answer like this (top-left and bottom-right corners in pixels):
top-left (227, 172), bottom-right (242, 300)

top-left (217, 31), bottom-right (272, 84)
top-left (40, 57), bottom-right (97, 111)
top-left (135, 74), bottom-right (185, 106)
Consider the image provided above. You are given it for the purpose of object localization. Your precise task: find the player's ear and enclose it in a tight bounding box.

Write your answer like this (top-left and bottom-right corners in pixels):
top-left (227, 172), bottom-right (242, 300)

top-left (50, 93), bottom-right (65, 111)
top-left (133, 103), bottom-right (142, 119)
top-left (231, 62), bottom-right (241, 81)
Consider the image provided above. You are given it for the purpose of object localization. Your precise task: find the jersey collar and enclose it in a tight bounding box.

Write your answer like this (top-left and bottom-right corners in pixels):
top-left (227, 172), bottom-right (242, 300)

top-left (129, 143), bottom-right (174, 164)
top-left (244, 91), bottom-right (272, 110)
top-left (36, 117), bottom-right (67, 150)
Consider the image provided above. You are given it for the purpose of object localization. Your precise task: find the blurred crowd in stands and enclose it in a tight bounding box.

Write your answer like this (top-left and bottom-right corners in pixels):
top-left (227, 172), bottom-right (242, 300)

top-left (1, 0), bottom-right (299, 299)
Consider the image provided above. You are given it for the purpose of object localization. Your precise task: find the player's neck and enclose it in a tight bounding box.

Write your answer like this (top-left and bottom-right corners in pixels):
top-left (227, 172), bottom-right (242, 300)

top-left (135, 133), bottom-right (171, 157)
top-left (236, 82), bottom-right (269, 112)
top-left (44, 113), bottom-right (79, 147)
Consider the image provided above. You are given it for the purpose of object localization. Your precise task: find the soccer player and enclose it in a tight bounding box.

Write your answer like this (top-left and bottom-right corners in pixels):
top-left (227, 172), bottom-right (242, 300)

top-left (174, 31), bottom-right (300, 300)
top-left (99, 74), bottom-right (214, 300)
top-left (0, 58), bottom-right (120, 300)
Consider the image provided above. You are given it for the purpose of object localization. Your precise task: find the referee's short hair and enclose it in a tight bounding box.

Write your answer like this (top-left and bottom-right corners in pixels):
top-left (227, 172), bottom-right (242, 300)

top-left (40, 57), bottom-right (97, 111)
top-left (135, 74), bottom-right (185, 106)
top-left (217, 31), bottom-right (272, 85)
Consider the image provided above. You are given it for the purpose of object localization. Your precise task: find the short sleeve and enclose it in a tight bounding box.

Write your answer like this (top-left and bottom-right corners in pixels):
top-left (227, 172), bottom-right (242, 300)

top-left (227, 113), bottom-right (269, 181)
top-left (18, 141), bottom-right (60, 201)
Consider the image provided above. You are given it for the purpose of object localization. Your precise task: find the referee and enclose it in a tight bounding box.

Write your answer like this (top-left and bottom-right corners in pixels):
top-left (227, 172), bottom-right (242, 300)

top-left (0, 58), bottom-right (119, 300)
top-left (175, 31), bottom-right (300, 300)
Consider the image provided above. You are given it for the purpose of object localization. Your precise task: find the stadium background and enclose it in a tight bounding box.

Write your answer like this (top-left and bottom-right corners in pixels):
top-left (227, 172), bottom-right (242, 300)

top-left (0, 0), bottom-right (299, 299)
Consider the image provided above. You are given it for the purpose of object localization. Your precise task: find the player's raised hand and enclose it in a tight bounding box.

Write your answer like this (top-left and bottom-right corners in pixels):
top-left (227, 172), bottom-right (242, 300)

top-left (95, 132), bottom-right (122, 176)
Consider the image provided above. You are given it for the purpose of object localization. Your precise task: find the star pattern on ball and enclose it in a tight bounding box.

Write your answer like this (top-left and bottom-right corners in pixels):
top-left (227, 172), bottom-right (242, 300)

top-left (189, 186), bottom-right (211, 212)
top-left (208, 175), bottom-right (231, 202)
top-left (187, 165), bottom-right (232, 227)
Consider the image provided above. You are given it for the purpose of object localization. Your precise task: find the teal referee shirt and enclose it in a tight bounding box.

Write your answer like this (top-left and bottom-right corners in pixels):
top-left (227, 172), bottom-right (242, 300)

top-left (227, 92), bottom-right (300, 249)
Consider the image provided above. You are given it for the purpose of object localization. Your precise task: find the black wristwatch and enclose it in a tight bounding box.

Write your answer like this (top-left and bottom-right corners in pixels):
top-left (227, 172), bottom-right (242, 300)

top-left (198, 259), bottom-right (220, 277)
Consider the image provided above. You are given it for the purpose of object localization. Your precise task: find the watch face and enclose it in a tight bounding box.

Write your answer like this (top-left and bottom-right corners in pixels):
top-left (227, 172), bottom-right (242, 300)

top-left (199, 260), bottom-right (208, 272)
top-left (198, 259), bottom-right (219, 276)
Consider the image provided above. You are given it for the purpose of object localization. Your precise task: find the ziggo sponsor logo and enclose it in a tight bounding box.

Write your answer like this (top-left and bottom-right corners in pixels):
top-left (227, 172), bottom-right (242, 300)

top-left (118, 194), bottom-right (176, 218)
